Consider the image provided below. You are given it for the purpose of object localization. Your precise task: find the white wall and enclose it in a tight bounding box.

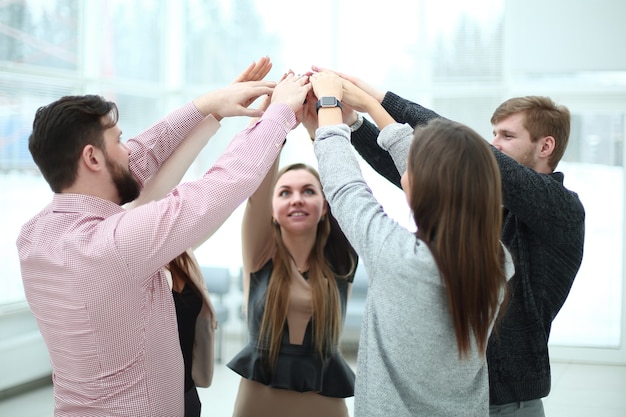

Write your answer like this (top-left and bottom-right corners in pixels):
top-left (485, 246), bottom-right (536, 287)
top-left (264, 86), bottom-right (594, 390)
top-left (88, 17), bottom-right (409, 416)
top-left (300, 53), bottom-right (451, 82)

top-left (506, 0), bottom-right (626, 73)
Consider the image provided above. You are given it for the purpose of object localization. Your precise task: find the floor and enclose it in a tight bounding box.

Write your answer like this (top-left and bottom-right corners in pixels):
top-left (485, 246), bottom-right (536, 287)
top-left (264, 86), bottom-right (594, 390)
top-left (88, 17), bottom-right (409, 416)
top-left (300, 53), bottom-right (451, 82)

top-left (1, 334), bottom-right (625, 417)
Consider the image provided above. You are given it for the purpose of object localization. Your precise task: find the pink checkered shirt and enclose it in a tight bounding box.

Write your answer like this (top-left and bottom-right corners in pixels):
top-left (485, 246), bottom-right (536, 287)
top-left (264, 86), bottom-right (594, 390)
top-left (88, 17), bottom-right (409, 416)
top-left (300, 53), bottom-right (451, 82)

top-left (17, 102), bottom-right (294, 416)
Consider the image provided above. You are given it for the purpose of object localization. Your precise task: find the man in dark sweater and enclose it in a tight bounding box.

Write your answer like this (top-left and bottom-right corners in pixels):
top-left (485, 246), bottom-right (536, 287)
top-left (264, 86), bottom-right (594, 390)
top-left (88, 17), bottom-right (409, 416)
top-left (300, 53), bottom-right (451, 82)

top-left (314, 68), bottom-right (585, 417)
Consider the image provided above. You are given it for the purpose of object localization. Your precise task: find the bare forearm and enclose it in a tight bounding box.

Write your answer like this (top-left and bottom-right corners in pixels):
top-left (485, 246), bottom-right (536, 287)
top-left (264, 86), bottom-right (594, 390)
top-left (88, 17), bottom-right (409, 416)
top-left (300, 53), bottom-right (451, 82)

top-left (362, 96), bottom-right (395, 130)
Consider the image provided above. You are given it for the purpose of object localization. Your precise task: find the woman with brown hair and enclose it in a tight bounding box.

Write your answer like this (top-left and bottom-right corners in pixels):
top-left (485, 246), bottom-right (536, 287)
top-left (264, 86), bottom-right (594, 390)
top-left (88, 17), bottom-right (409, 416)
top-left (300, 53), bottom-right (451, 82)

top-left (227, 153), bottom-right (358, 416)
top-left (310, 71), bottom-right (513, 417)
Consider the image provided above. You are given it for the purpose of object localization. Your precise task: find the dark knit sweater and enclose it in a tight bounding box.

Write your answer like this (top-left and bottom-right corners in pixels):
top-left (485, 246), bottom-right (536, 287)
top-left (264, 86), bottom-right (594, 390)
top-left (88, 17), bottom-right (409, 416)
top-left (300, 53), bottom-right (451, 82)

top-left (351, 91), bottom-right (586, 405)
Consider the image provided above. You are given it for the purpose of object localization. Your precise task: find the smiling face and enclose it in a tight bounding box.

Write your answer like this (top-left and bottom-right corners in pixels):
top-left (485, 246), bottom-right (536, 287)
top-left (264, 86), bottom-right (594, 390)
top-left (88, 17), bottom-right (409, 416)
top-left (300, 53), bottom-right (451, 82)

top-left (272, 168), bottom-right (327, 236)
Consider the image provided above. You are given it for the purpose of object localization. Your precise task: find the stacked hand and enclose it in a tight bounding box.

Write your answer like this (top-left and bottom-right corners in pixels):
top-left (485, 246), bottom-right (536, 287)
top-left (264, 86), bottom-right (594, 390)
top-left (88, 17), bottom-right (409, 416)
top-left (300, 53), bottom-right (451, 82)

top-left (271, 71), bottom-right (311, 114)
top-left (300, 89), bottom-right (319, 139)
top-left (309, 66), bottom-right (394, 132)
top-left (194, 56), bottom-right (276, 120)
top-left (232, 56), bottom-right (274, 112)
top-left (233, 56), bottom-right (273, 83)
top-left (311, 65), bottom-right (385, 107)
top-left (309, 71), bottom-right (343, 102)
top-left (195, 59), bottom-right (384, 136)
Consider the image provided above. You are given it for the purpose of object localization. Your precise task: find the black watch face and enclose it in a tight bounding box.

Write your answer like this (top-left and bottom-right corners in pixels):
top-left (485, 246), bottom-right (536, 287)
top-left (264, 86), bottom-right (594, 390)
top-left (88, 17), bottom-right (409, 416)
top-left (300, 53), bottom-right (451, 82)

top-left (320, 96), bottom-right (337, 106)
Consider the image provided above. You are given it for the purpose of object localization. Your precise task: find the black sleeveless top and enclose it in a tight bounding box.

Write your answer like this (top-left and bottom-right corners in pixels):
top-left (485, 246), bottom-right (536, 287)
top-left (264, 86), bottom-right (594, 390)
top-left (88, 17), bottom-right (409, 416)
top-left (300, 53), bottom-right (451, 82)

top-left (173, 284), bottom-right (202, 392)
top-left (227, 259), bottom-right (356, 398)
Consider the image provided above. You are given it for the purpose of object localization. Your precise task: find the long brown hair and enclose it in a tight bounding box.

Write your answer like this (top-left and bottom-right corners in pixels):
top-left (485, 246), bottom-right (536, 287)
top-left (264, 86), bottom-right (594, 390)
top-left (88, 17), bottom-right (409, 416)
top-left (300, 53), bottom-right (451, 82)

top-left (259, 163), bottom-right (357, 368)
top-left (408, 118), bottom-right (508, 358)
top-left (168, 251), bottom-right (202, 297)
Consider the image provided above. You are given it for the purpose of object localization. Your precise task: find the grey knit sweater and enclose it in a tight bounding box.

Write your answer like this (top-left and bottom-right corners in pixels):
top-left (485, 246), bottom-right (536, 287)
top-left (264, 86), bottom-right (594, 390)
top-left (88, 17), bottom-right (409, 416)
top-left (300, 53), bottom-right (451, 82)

top-left (350, 92), bottom-right (586, 405)
top-left (314, 123), bottom-right (514, 417)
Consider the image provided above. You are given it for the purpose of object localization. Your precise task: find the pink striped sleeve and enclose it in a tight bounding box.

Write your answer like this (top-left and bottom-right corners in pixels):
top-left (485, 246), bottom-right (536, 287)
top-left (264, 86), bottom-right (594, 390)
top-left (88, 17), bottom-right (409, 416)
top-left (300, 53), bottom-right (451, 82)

top-left (127, 102), bottom-right (205, 186)
top-left (117, 103), bottom-right (296, 281)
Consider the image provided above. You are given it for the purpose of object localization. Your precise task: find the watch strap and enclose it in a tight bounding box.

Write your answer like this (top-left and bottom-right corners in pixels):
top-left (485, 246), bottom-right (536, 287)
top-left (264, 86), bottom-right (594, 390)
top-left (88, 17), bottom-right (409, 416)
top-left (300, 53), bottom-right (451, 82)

top-left (316, 97), bottom-right (342, 114)
top-left (349, 113), bottom-right (364, 132)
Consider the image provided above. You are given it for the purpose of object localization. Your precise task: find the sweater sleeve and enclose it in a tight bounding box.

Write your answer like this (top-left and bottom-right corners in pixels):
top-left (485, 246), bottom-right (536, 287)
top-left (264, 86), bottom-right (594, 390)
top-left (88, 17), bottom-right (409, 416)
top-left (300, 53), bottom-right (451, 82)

top-left (350, 91), bottom-right (444, 189)
top-left (377, 123), bottom-right (415, 176)
top-left (350, 117), bottom-right (402, 187)
top-left (492, 146), bottom-right (585, 238)
top-left (314, 124), bottom-right (412, 279)
top-left (381, 91), bottom-right (443, 127)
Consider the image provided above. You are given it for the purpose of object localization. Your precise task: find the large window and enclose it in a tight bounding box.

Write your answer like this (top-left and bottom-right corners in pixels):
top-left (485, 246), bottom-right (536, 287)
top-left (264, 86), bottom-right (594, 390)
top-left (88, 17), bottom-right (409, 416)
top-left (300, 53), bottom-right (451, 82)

top-left (552, 112), bottom-right (624, 348)
top-left (1, 0), bottom-right (625, 365)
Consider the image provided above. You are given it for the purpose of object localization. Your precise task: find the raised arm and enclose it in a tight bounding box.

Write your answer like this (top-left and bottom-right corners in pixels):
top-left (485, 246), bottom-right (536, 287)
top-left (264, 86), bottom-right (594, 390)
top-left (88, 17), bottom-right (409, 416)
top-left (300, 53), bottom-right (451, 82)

top-left (240, 153), bottom-right (280, 310)
top-left (341, 78), bottom-right (395, 130)
top-left (240, 72), bottom-right (312, 309)
top-left (127, 79), bottom-right (275, 189)
top-left (349, 116), bottom-right (402, 187)
top-left (311, 70), bottom-right (409, 185)
top-left (310, 71), bottom-right (412, 275)
top-left (127, 57), bottom-right (275, 222)
top-left (126, 114), bottom-right (220, 209)
top-left (312, 65), bottom-right (443, 189)
top-left (493, 148), bottom-right (585, 239)
top-left (239, 92), bottom-right (277, 291)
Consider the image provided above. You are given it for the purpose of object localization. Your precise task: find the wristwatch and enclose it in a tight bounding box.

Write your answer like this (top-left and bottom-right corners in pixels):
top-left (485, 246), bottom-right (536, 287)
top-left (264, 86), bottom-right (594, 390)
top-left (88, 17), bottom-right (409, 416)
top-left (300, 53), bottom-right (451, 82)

top-left (349, 112), bottom-right (364, 132)
top-left (316, 96), bottom-right (342, 114)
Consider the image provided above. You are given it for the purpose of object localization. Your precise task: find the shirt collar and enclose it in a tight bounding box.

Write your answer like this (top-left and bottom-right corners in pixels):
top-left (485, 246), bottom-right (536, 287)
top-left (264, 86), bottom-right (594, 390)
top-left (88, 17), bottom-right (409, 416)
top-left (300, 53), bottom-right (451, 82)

top-left (51, 193), bottom-right (125, 218)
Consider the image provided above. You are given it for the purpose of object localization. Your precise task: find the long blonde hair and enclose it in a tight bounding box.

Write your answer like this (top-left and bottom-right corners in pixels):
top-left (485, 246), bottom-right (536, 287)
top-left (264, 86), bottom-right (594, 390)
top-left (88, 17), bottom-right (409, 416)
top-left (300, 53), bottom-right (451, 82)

top-left (408, 119), bottom-right (508, 357)
top-left (258, 163), bottom-right (356, 368)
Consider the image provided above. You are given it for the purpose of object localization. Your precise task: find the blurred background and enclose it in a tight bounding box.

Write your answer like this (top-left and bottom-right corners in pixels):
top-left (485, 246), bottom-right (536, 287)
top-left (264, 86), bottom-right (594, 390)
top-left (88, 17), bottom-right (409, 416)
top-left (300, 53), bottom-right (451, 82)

top-left (1, 0), bottom-right (624, 409)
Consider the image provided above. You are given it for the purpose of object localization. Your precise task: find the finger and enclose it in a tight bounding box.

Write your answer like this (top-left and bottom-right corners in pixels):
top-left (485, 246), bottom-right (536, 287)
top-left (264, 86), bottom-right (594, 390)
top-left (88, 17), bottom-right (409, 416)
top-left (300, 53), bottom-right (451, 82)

top-left (258, 94), bottom-right (271, 112)
top-left (233, 61), bottom-right (257, 83)
top-left (256, 56), bottom-right (272, 78)
top-left (312, 65), bottom-right (336, 74)
top-left (247, 81), bottom-right (276, 90)
top-left (281, 72), bottom-right (297, 83)
top-left (294, 74), bottom-right (310, 86)
top-left (312, 65), bottom-right (351, 81)
top-left (248, 57), bottom-right (272, 81)
top-left (254, 62), bottom-right (272, 81)
top-left (238, 107), bottom-right (265, 118)
top-left (238, 87), bottom-right (275, 107)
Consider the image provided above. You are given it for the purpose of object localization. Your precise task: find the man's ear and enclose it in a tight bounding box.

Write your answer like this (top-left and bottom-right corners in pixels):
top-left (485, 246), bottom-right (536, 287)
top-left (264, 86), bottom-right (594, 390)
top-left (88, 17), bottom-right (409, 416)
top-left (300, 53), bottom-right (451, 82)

top-left (539, 136), bottom-right (555, 158)
top-left (81, 145), bottom-right (104, 173)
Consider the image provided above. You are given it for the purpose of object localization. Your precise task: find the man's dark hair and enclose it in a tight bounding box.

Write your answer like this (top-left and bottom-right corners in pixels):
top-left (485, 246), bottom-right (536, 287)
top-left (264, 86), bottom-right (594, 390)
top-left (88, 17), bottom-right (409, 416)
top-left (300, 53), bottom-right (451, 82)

top-left (29, 95), bottom-right (119, 192)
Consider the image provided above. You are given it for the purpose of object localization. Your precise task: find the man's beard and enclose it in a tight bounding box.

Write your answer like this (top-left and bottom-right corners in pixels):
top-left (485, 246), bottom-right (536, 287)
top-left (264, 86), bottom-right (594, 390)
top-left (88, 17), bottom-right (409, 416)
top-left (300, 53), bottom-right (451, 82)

top-left (106, 156), bottom-right (140, 205)
top-left (518, 148), bottom-right (539, 171)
